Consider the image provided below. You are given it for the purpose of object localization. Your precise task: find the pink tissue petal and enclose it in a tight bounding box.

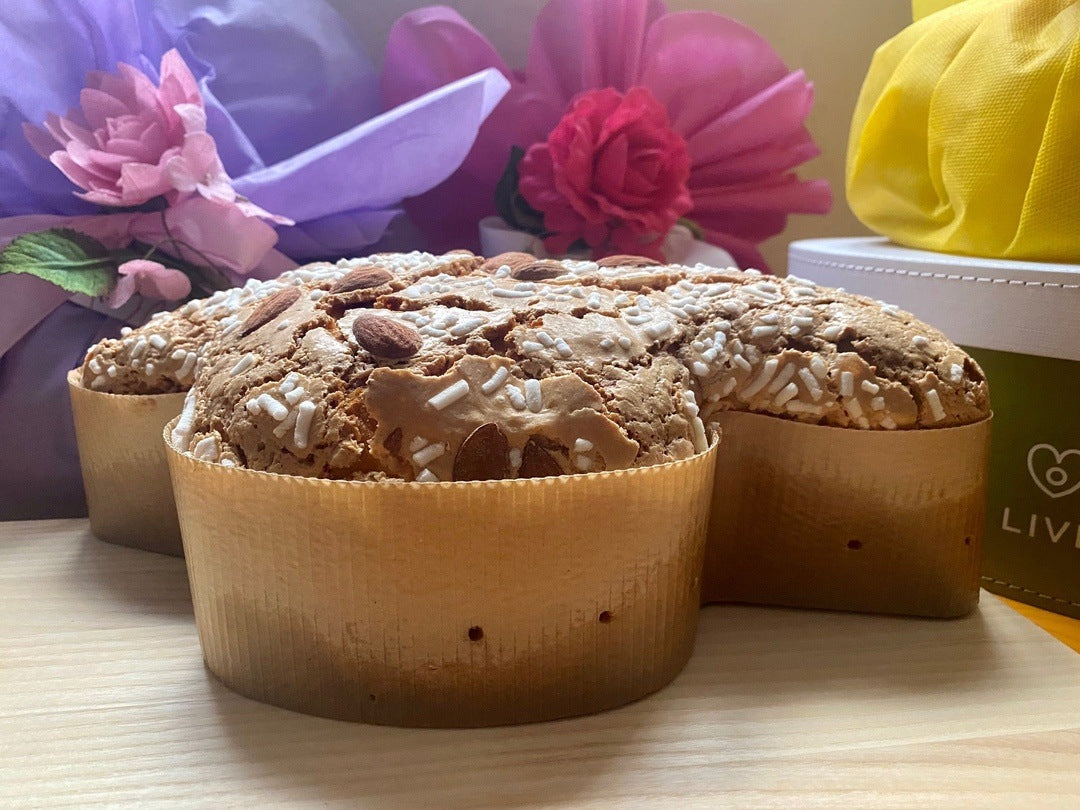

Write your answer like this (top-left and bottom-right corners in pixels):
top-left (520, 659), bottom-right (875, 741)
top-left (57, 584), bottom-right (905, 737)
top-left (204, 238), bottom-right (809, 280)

top-left (51, 152), bottom-right (110, 197)
top-left (117, 63), bottom-right (161, 112)
top-left (22, 123), bottom-right (61, 160)
top-left (639, 12), bottom-right (791, 139)
top-left (698, 225), bottom-right (770, 272)
top-left (64, 140), bottom-right (119, 182)
top-left (104, 272), bottom-right (138, 308)
top-left (166, 132), bottom-right (222, 193)
top-left (244, 247), bottom-right (299, 283)
top-left (77, 190), bottom-right (123, 207)
top-left (42, 113), bottom-right (70, 147)
top-left (94, 69), bottom-right (136, 110)
top-left (381, 7), bottom-right (513, 109)
top-left (527, 0), bottom-right (665, 103)
top-left (173, 103), bottom-right (207, 135)
top-left (130, 196), bottom-right (279, 276)
top-left (118, 161), bottom-right (173, 204)
top-left (235, 198), bottom-right (293, 226)
top-left (54, 112), bottom-right (97, 150)
top-left (103, 135), bottom-right (157, 164)
top-left (196, 175), bottom-right (236, 203)
top-left (157, 49), bottom-right (202, 111)
top-left (182, 132), bottom-right (225, 180)
top-left (119, 259), bottom-right (192, 301)
top-left (79, 87), bottom-right (131, 130)
top-left (685, 72), bottom-right (817, 167)
top-left (691, 174), bottom-right (832, 216)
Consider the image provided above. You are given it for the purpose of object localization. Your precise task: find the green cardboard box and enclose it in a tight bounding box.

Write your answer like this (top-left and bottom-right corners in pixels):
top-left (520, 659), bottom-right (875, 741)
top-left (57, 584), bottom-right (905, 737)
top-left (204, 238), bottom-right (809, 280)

top-left (790, 238), bottom-right (1080, 617)
top-left (967, 348), bottom-right (1080, 617)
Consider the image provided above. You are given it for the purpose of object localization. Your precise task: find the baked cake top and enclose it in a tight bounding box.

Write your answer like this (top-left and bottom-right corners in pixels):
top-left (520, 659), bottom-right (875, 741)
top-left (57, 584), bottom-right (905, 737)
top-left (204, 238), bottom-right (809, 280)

top-left (160, 252), bottom-right (988, 481)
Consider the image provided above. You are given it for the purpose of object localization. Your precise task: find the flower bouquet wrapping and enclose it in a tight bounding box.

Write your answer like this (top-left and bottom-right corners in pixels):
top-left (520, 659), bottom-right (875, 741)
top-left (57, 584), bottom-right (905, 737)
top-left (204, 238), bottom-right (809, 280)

top-left (383, 0), bottom-right (831, 269)
top-left (0, 0), bottom-right (509, 518)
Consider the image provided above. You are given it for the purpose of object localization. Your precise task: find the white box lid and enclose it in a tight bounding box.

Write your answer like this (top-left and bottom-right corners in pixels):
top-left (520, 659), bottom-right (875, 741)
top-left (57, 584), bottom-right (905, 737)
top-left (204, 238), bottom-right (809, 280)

top-left (789, 237), bottom-right (1080, 362)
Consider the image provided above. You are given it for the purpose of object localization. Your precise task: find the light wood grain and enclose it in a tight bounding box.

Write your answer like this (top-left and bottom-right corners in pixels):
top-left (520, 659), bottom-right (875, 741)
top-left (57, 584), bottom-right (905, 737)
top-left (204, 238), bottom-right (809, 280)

top-left (3, 519), bottom-right (1080, 808)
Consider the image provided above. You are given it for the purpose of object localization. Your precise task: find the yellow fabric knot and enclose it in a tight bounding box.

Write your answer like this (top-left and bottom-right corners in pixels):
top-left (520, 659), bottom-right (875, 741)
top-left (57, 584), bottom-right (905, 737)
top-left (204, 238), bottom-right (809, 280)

top-left (849, 0), bottom-right (1080, 262)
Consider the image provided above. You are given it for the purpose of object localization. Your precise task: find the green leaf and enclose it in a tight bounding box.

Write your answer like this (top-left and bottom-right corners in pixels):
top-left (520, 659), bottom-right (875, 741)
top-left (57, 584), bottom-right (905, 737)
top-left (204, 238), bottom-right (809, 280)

top-left (494, 146), bottom-right (546, 236)
top-left (0, 228), bottom-right (119, 297)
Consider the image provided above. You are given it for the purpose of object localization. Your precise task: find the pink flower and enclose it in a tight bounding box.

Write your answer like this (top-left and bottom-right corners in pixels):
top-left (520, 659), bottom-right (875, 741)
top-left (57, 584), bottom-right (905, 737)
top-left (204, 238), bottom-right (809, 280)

top-left (17, 48), bottom-right (294, 292)
top-left (106, 259), bottom-right (191, 308)
top-left (519, 87), bottom-right (691, 259)
top-left (24, 50), bottom-right (215, 208)
top-left (383, 0), bottom-right (832, 270)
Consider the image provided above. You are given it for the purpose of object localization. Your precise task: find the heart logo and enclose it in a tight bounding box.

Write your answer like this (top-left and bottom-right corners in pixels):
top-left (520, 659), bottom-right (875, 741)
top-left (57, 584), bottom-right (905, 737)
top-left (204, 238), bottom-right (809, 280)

top-left (1027, 444), bottom-right (1080, 500)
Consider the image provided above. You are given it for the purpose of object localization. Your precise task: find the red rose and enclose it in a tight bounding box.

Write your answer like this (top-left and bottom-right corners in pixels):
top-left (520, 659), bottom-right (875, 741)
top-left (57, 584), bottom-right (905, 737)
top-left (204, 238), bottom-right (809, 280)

top-left (518, 86), bottom-right (692, 260)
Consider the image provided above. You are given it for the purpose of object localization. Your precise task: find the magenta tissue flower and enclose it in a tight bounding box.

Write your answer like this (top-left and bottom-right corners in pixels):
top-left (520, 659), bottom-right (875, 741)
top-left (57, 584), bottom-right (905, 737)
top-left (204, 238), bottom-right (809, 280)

top-left (24, 50), bottom-right (219, 208)
top-left (106, 259), bottom-right (191, 309)
top-left (519, 86), bottom-right (692, 259)
top-left (383, 0), bottom-right (832, 269)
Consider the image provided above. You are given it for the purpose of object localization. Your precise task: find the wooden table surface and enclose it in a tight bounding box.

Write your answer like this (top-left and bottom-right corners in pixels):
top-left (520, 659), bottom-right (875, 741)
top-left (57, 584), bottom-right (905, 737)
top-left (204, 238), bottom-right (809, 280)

top-left (998, 597), bottom-right (1080, 654)
top-left (3, 519), bottom-right (1080, 808)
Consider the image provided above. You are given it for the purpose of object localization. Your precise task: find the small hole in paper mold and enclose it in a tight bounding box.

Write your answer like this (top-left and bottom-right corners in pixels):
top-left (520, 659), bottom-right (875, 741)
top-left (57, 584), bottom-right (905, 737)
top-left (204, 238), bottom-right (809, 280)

top-left (598, 611), bottom-right (613, 624)
top-left (468, 626), bottom-right (484, 641)
top-left (846, 539), bottom-right (863, 550)
top-left (368, 694), bottom-right (376, 702)
top-left (964, 536), bottom-right (973, 546)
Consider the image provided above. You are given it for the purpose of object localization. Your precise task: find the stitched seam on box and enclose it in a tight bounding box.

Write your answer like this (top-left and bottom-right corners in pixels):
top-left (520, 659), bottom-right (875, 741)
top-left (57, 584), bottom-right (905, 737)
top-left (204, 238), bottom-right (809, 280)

top-left (982, 576), bottom-right (1080, 608)
top-left (794, 256), bottom-right (1080, 290)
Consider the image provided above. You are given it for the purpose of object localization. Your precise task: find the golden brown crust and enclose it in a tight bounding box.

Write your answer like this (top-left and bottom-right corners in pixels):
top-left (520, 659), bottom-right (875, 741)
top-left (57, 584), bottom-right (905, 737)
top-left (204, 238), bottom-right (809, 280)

top-left (164, 254), bottom-right (988, 483)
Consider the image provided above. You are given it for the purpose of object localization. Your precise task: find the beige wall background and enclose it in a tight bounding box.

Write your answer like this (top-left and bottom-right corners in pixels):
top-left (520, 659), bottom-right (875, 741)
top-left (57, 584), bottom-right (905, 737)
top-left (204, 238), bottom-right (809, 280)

top-left (333, 0), bottom-right (913, 271)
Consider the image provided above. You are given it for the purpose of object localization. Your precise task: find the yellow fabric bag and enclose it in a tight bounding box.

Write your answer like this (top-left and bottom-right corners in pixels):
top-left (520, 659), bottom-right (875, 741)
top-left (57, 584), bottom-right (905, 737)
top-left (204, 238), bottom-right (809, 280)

top-left (848, 0), bottom-right (1080, 262)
